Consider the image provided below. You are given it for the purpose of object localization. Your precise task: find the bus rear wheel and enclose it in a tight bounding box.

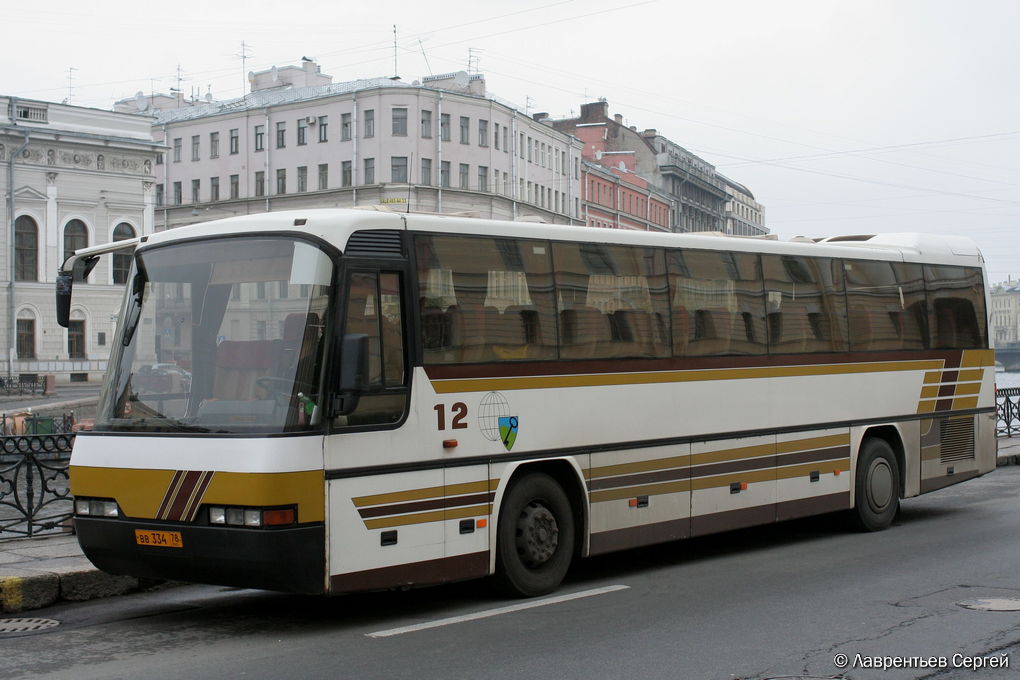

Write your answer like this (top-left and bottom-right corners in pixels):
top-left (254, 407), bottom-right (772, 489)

top-left (850, 437), bottom-right (900, 532)
top-left (494, 472), bottom-right (574, 598)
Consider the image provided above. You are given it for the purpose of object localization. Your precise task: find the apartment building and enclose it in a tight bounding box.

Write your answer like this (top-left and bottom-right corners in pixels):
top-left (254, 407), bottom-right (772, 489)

top-left (1, 96), bottom-right (159, 381)
top-left (719, 175), bottom-right (766, 236)
top-left (116, 61), bottom-right (583, 229)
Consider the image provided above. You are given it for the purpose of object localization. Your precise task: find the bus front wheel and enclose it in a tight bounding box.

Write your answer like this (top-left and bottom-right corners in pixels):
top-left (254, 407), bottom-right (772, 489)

top-left (851, 437), bottom-right (900, 532)
top-left (494, 472), bottom-right (574, 597)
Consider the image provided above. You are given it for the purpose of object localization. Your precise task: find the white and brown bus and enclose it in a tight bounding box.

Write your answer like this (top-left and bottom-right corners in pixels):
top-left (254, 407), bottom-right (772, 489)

top-left (60, 209), bottom-right (995, 597)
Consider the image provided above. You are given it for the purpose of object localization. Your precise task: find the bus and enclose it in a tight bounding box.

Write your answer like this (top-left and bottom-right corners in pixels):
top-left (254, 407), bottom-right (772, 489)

top-left (59, 209), bottom-right (995, 597)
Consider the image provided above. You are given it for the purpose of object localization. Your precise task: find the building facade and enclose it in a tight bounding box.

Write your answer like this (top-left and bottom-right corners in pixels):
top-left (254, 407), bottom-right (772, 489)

top-left (990, 281), bottom-right (1020, 346)
top-left (719, 175), bottom-right (766, 236)
top-left (1, 97), bottom-right (159, 382)
top-left (554, 101), bottom-right (764, 235)
top-left (115, 62), bottom-right (583, 231)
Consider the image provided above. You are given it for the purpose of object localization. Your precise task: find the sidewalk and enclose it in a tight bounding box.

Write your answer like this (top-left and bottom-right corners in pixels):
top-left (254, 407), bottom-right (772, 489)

top-left (2, 439), bottom-right (1020, 614)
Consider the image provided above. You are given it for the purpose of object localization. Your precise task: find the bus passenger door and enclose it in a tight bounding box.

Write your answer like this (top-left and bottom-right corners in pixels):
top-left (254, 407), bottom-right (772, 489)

top-left (690, 435), bottom-right (777, 536)
top-left (325, 267), bottom-right (440, 592)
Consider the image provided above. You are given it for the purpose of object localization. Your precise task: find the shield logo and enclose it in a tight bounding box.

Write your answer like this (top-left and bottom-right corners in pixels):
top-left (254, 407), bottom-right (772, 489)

top-left (498, 416), bottom-right (519, 451)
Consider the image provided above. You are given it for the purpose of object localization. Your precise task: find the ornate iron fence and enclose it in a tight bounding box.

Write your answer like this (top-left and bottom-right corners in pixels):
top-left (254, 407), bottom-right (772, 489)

top-left (0, 374), bottom-right (47, 396)
top-left (0, 414), bottom-right (76, 538)
top-left (997, 387), bottom-right (1020, 437)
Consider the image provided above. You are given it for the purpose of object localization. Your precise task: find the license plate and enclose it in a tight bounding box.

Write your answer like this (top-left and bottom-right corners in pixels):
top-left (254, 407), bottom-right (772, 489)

top-left (134, 529), bottom-right (183, 549)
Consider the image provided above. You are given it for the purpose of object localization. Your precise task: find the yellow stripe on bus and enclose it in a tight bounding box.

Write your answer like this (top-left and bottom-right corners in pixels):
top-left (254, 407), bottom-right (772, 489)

top-left (363, 504), bottom-right (492, 529)
top-left (431, 360), bottom-right (945, 394)
top-left (352, 480), bottom-right (498, 508)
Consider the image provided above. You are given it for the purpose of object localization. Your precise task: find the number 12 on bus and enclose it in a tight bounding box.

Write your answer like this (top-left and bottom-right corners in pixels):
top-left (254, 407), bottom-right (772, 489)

top-left (59, 209), bottom-right (995, 597)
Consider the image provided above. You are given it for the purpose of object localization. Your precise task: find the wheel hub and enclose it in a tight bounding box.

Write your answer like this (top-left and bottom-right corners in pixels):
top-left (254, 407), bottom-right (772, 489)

top-left (867, 459), bottom-right (894, 511)
top-left (516, 502), bottom-right (559, 567)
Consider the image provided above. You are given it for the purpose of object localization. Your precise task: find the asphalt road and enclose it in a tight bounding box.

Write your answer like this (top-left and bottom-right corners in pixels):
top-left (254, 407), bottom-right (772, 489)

top-left (4, 467), bottom-right (1020, 680)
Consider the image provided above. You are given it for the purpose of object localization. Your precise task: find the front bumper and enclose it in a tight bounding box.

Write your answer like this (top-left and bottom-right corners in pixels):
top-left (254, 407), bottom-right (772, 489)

top-left (75, 518), bottom-right (326, 594)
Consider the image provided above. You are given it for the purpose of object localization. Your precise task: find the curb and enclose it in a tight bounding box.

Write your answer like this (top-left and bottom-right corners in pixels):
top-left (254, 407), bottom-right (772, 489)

top-left (0, 560), bottom-right (139, 613)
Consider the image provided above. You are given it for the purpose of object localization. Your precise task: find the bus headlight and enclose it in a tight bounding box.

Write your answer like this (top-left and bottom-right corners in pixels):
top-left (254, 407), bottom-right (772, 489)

top-left (74, 498), bottom-right (120, 518)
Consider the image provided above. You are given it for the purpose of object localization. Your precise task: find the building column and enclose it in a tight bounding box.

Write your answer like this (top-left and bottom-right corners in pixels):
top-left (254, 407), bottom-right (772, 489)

top-left (142, 181), bottom-right (155, 236)
top-left (45, 172), bottom-right (58, 283)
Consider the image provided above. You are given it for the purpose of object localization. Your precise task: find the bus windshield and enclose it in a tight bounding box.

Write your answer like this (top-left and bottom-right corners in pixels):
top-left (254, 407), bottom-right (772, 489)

top-left (96, 236), bottom-right (333, 434)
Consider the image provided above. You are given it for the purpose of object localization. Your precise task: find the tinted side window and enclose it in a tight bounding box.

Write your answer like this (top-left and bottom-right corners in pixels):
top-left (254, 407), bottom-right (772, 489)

top-left (925, 265), bottom-right (987, 348)
top-left (845, 260), bottom-right (928, 351)
top-left (416, 235), bottom-right (556, 363)
top-left (553, 243), bottom-right (670, 359)
top-left (762, 255), bottom-right (847, 354)
top-left (669, 250), bottom-right (766, 357)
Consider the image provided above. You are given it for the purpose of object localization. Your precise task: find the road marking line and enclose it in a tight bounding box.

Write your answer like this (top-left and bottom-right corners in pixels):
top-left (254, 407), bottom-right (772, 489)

top-left (366, 584), bottom-right (630, 638)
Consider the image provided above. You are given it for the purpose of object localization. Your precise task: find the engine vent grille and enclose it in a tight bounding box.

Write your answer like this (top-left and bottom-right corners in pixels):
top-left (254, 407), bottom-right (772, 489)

top-left (345, 230), bottom-right (404, 258)
top-left (940, 417), bottom-right (975, 463)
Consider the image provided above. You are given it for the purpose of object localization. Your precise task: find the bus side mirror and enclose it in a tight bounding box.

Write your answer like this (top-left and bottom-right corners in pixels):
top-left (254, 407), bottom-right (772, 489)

top-left (56, 271), bottom-right (73, 328)
top-left (332, 333), bottom-right (369, 417)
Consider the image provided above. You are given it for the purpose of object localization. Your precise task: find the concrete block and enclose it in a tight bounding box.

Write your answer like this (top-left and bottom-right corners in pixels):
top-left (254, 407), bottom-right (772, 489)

top-left (0, 567), bottom-right (60, 613)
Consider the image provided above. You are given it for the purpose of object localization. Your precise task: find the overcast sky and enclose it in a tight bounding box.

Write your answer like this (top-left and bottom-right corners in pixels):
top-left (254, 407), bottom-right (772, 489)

top-left (6, 0), bottom-right (1019, 281)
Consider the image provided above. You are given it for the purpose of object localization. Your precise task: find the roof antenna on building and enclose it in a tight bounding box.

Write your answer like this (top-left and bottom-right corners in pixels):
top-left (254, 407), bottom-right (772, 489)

top-left (418, 40), bottom-right (433, 76)
top-left (392, 25), bottom-right (399, 79)
top-left (66, 66), bottom-right (77, 104)
top-left (237, 41), bottom-right (253, 96)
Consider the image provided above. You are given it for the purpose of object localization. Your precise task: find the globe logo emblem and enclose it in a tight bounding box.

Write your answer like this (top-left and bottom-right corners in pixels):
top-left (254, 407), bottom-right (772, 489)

top-left (478, 391), bottom-right (519, 451)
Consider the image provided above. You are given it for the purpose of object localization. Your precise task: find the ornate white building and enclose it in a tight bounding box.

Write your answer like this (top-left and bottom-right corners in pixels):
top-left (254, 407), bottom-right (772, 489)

top-left (115, 61), bottom-right (583, 231)
top-left (0, 97), bottom-right (159, 382)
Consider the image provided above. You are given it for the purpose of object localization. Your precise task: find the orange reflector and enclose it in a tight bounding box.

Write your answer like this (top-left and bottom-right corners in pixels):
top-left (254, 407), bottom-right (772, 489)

top-left (740, 483), bottom-right (748, 491)
top-left (443, 439), bottom-right (458, 449)
top-left (262, 509), bottom-right (296, 526)
top-left (628, 498), bottom-right (639, 507)
top-left (834, 469), bottom-right (842, 476)
top-left (476, 518), bottom-right (487, 529)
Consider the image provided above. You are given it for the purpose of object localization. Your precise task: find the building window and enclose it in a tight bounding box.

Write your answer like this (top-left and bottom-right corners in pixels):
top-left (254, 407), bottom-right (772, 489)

top-left (342, 161), bottom-right (352, 187)
top-left (421, 110), bottom-right (432, 138)
top-left (16, 318), bottom-right (35, 359)
top-left (504, 128), bottom-right (508, 153)
top-left (173, 181), bottom-right (182, 205)
top-left (68, 320), bottom-right (85, 359)
top-left (318, 164), bottom-right (328, 190)
top-left (392, 108), bottom-right (407, 136)
top-left (441, 113), bottom-right (450, 141)
top-left (208, 131), bottom-right (220, 158)
top-left (173, 138), bottom-right (182, 162)
top-left (297, 166), bottom-right (307, 193)
top-left (421, 158), bottom-right (432, 186)
top-left (156, 183), bottom-right (163, 206)
top-left (341, 113), bottom-right (352, 141)
top-left (318, 116), bottom-right (328, 142)
top-left (254, 171), bottom-right (265, 197)
top-left (459, 116), bottom-right (469, 144)
top-left (64, 219), bottom-right (88, 283)
top-left (191, 179), bottom-right (200, 203)
top-left (364, 109), bottom-right (375, 138)
top-left (191, 135), bottom-right (200, 161)
top-left (441, 161), bottom-right (450, 188)
top-left (391, 156), bottom-right (408, 183)
top-left (210, 176), bottom-right (220, 201)
top-left (229, 128), bottom-right (239, 154)
top-left (112, 222), bottom-right (136, 285)
top-left (478, 120), bottom-right (488, 147)
top-left (364, 158), bottom-right (375, 184)
top-left (276, 122), bottom-right (286, 148)
top-left (156, 153), bottom-right (164, 165)
top-left (14, 215), bottom-right (37, 282)
top-left (254, 125), bottom-right (265, 151)
top-left (276, 168), bottom-right (286, 194)
top-left (297, 118), bottom-right (308, 145)
top-left (230, 174), bottom-right (239, 199)
top-left (459, 163), bottom-right (469, 189)
top-left (478, 166), bottom-right (488, 192)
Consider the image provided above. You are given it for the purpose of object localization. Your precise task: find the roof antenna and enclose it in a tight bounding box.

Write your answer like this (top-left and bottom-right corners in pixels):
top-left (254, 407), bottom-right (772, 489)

top-left (392, 25), bottom-right (399, 79)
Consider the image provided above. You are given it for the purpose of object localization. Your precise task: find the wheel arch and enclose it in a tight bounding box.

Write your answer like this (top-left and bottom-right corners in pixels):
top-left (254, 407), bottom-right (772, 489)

top-left (488, 458), bottom-right (589, 574)
top-left (858, 424), bottom-right (906, 499)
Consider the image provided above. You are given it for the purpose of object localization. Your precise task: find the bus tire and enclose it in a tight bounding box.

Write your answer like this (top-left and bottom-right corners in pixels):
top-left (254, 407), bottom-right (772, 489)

top-left (494, 472), bottom-right (574, 598)
top-left (850, 437), bottom-right (900, 532)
